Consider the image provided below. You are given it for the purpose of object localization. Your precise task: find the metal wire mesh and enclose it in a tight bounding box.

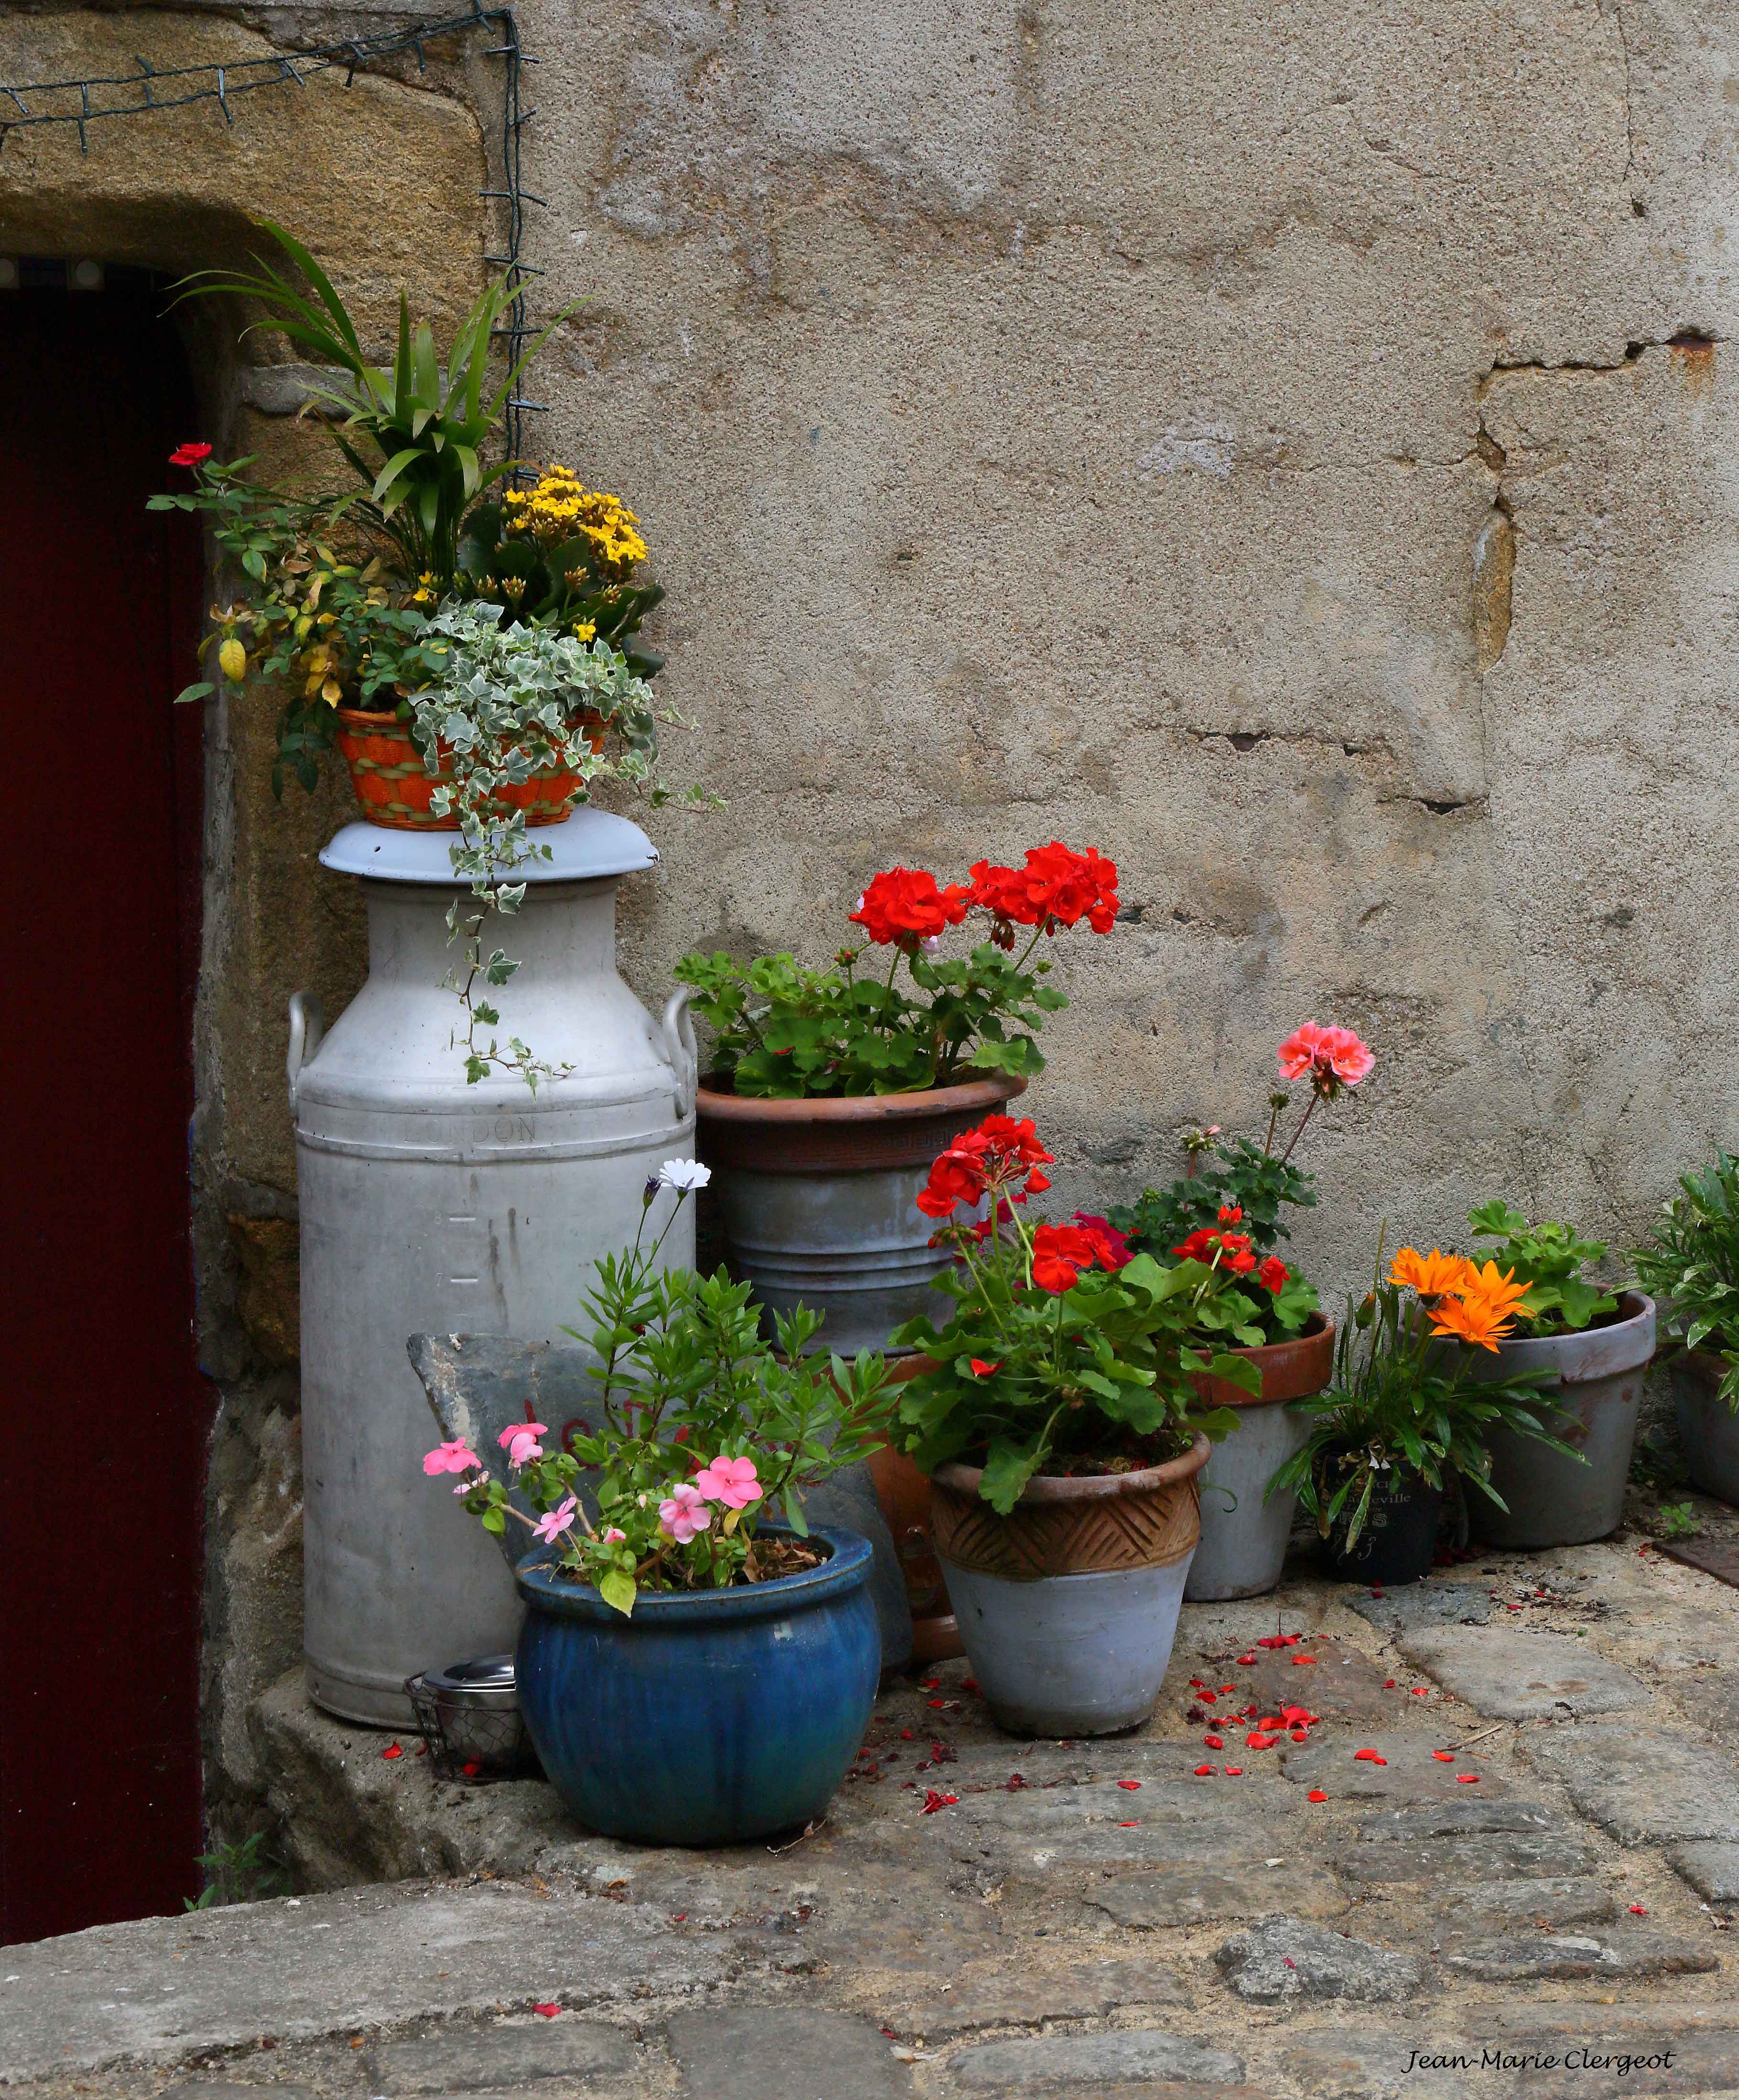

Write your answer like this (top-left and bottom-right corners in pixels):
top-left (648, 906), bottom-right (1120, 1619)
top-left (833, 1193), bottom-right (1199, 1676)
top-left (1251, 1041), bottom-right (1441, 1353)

top-left (403, 1672), bottom-right (538, 1783)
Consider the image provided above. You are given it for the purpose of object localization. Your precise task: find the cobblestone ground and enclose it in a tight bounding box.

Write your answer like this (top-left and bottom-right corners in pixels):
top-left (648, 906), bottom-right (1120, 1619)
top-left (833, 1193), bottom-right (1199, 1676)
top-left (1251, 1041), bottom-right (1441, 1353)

top-left (9, 1514), bottom-right (1739, 2100)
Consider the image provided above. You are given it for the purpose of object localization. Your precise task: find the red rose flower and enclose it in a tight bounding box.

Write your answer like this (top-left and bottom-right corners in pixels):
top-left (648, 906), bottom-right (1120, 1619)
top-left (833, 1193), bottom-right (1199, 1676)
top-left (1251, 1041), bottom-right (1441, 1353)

top-left (168, 440), bottom-right (213, 467)
top-left (849, 866), bottom-right (973, 947)
top-left (1258, 1255), bottom-right (1290, 1293)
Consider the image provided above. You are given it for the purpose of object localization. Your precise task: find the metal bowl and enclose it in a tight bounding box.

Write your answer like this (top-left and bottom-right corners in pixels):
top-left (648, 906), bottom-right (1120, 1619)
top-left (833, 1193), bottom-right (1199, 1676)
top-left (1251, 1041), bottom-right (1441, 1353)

top-left (419, 1653), bottom-right (529, 1772)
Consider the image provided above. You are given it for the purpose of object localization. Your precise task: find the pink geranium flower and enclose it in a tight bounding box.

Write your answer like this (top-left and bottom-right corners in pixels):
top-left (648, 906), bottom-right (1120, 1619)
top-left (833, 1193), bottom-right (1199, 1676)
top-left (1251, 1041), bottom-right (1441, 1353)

top-left (499, 1421), bottom-right (549, 1468)
top-left (1277, 1021), bottom-right (1374, 1091)
top-left (533, 1496), bottom-right (578, 1544)
top-left (423, 1439), bottom-right (481, 1476)
top-left (693, 1454), bottom-right (762, 1509)
top-left (658, 1482), bottom-right (713, 1543)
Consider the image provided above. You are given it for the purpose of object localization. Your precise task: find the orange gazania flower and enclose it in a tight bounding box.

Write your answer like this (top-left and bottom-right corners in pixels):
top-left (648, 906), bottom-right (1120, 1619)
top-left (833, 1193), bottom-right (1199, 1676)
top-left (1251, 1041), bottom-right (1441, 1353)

top-left (1389, 1246), bottom-right (1478, 1299)
top-left (1427, 1260), bottom-right (1531, 1351)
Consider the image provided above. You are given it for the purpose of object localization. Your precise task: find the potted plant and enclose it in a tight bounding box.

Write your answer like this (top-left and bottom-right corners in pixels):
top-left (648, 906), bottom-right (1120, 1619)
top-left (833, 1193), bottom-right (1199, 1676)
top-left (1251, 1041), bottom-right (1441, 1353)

top-left (424, 1167), bottom-right (896, 1844)
top-left (1635, 1153), bottom-right (1739, 1503)
top-left (887, 1113), bottom-right (1262, 1736)
top-left (152, 225), bottom-right (695, 1088)
top-left (1108, 1021), bottom-right (1371, 1600)
top-left (674, 842), bottom-right (1119, 1354)
top-left (1455, 1202), bottom-right (1655, 1547)
top-left (1272, 1244), bottom-right (1572, 1583)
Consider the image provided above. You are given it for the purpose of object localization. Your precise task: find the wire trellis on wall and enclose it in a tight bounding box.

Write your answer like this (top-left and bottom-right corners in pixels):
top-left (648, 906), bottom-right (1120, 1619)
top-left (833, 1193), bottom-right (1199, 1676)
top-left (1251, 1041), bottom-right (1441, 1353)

top-left (0, 0), bottom-right (547, 465)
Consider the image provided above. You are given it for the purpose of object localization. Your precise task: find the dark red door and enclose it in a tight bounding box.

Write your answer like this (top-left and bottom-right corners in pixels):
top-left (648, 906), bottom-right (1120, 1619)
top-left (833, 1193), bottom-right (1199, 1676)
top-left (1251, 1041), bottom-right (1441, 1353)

top-left (1, 267), bottom-right (210, 1943)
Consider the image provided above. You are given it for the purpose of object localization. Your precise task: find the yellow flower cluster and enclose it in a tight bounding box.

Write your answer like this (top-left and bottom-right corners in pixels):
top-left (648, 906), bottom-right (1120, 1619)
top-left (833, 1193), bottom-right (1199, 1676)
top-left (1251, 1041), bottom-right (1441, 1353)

top-left (503, 464), bottom-right (649, 580)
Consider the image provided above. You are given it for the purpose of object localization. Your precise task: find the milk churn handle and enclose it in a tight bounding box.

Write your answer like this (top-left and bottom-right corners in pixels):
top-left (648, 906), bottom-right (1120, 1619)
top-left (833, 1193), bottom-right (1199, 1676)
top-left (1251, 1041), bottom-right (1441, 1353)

top-left (286, 991), bottom-right (326, 1113)
top-left (660, 986), bottom-right (697, 1119)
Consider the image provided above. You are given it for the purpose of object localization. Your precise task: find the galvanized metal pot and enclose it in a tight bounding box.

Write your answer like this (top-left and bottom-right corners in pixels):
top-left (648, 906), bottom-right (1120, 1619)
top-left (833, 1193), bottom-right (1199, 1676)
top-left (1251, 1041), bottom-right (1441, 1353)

top-left (1673, 1349), bottom-right (1739, 1503)
top-left (930, 1437), bottom-right (1208, 1736)
top-left (514, 1526), bottom-right (879, 1845)
top-left (695, 1073), bottom-right (1024, 1354)
top-left (1467, 1291), bottom-right (1657, 1548)
top-left (291, 815), bottom-right (697, 1726)
top-left (1186, 1316), bottom-right (1335, 1602)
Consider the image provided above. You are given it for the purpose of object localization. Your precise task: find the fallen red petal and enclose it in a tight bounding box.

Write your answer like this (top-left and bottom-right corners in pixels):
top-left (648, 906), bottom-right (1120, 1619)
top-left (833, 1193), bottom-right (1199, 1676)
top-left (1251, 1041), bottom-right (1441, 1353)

top-left (1116, 1820), bottom-right (1140, 1827)
top-left (926, 1698), bottom-right (947, 1708)
top-left (1384, 1679), bottom-right (1398, 1688)
top-left (1292, 1655), bottom-right (1317, 1666)
top-left (1219, 1684), bottom-right (1235, 1694)
top-left (1353, 1747), bottom-right (1382, 1761)
top-left (381, 1744), bottom-right (403, 1760)
top-left (1195, 1764), bottom-right (1216, 1776)
top-left (962, 1678), bottom-right (980, 1693)
top-left (1225, 1766), bottom-right (1244, 1775)
top-left (901, 1729), bottom-right (914, 1739)
top-left (1433, 1750), bottom-right (1455, 1762)
top-left (533, 2004), bottom-right (561, 2019)
top-left (461, 1761), bottom-right (482, 1777)
top-left (1291, 1731), bottom-right (1309, 1743)
top-left (1237, 1652), bottom-right (1258, 1665)
top-left (1117, 1779), bottom-right (1142, 1791)
top-left (1247, 1733), bottom-right (1277, 1749)
top-left (1199, 1690), bottom-right (1217, 1703)
top-left (1204, 1734), bottom-right (1225, 1749)
top-left (1630, 1903), bottom-right (1648, 1915)
top-left (1307, 1789), bottom-right (1328, 1802)
top-left (1456, 1773), bottom-right (1480, 1784)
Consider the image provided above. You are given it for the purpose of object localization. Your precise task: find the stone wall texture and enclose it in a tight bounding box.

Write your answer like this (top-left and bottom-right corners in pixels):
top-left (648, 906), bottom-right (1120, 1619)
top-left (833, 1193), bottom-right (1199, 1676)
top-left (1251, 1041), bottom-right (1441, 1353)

top-left (8, 0), bottom-right (1738, 1841)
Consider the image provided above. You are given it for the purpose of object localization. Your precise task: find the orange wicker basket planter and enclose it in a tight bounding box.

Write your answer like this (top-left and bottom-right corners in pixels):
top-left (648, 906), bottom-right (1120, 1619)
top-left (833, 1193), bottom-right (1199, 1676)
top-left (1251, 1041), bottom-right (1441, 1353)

top-left (332, 710), bottom-right (596, 832)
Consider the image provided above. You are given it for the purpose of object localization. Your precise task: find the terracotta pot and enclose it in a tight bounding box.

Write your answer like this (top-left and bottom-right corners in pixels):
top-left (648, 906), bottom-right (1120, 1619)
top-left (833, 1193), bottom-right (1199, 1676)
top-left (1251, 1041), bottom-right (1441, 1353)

top-left (930, 1436), bottom-right (1209, 1735)
top-left (1185, 1314), bottom-right (1336, 1602)
top-left (695, 1072), bottom-right (1025, 1355)
top-left (332, 709), bottom-right (596, 831)
top-left (865, 1352), bottom-right (962, 1664)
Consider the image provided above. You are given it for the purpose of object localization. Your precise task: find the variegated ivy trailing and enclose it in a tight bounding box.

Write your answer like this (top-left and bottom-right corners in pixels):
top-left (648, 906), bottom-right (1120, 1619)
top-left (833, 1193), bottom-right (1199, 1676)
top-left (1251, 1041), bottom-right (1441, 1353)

top-left (413, 601), bottom-right (685, 1089)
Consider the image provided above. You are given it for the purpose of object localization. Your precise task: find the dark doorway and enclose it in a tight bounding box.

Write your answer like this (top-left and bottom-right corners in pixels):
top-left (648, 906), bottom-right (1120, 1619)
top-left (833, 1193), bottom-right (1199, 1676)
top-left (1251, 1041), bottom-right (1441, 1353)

top-left (1, 264), bottom-right (211, 1943)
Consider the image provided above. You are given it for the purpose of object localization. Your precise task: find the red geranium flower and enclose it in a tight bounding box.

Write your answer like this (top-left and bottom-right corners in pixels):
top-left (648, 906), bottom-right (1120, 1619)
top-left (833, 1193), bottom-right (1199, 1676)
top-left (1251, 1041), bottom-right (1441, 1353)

top-left (849, 866), bottom-right (973, 948)
top-left (915, 1115), bottom-right (1054, 1218)
top-left (968, 842), bottom-right (1119, 940)
top-left (169, 440), bottom-right (212, 467)
top-left (1217, 1204), bottom-right (1243, 1225)
top-left (1071, 1212), bottom-right (1135, 1270)
top-left (1173, 1227), bottom-right (1222, 1263)
top-left (1258, 1255), bottom-right (1290, 1293)
top-left (1031, 1222), bottom-right (1098, 1295)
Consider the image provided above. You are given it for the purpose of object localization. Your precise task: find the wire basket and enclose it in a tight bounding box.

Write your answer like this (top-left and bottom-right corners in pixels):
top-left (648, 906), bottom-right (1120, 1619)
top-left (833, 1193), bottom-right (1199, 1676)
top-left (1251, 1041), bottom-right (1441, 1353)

top-left (404, 1655), bottom-right (540, 1783)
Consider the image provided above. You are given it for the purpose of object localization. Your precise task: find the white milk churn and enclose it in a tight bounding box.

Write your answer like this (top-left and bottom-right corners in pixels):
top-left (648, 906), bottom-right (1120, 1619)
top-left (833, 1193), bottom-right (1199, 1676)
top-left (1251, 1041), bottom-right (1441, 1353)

top-left (288, 813), bottom-right (696, 1725)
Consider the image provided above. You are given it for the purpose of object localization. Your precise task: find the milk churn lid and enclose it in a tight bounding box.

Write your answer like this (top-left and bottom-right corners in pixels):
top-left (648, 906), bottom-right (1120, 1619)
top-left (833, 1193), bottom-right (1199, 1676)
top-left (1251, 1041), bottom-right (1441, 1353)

top-left (320, 809), bottom-right (657, 885)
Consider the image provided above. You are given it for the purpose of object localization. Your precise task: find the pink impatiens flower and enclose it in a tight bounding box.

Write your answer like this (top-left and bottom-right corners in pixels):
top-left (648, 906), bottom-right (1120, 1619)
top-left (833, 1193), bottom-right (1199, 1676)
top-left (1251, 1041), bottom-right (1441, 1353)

top-left (658, 1482), bottom-right (713, 1543)
top-left (424, 1439), bottom-right (481, 1476)
top-left (498, 1421), bottom-right (549, 1468)
top-left (602, 1527), bottom-right (627, 1545)
top-left (533, 1496), bottom-right (578, 1544)
top-left (693, 1454), bottom-right (762, 1509)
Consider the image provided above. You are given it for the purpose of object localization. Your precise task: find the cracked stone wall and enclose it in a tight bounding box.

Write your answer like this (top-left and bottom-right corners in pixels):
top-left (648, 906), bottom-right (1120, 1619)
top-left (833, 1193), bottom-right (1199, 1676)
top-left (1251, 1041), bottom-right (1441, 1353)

top-left (522, 0), bottom-right (1739, 1299)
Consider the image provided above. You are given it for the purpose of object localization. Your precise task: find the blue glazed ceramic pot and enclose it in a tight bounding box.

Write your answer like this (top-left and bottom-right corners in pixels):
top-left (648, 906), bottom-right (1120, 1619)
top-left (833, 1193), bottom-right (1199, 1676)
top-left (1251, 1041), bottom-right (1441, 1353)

top-left (514, 1525), bottom-right (880, 1845)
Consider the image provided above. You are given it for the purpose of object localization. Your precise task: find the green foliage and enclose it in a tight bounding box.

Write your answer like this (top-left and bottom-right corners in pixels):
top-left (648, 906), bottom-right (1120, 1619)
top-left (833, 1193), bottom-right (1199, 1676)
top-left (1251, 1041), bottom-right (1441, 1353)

top-left (184, 1829), bottom-right (281, 1911)
top-left (149, 460), bottom-right (453, 795)
top-left (1633, 1152), bottom-right (1739, 1411)
top-left (413, 601), bottom-right (694, 1090)
top-left (1467, 1200), bottom-right (1619, 1334)
top-left (176, 222), bottom-right (582, 588)
top-left (1109, 1136), bottom-right (1321, 1342)
top-left (448, 1181), bottom-right (896, 1613)
top-left (456, 499), bottom-right (666, 677)
top-left (674, 942), bottom-right (1068, 1098)
top-left (1270, 1254), bottom-right (1576, 1553)
top-left (891, 1245), bottom-right (1261, 1516)
top-left (1653, 1499), bottom-right (1702, 1539)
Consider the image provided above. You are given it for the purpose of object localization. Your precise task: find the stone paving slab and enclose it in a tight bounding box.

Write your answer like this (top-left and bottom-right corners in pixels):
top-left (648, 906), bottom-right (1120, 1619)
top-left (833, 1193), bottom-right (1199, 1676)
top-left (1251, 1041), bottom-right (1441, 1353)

top-left (1667, 1840), bottom-right (1739, 1902)
top-left (370, 2023), bottom-right (637, 2091)
top-left (1335, 1831), bottom-right (1602, 1883)
top-left (663, 2008), bottom-right (910, 2099)
top-left (1346, 1583), bottom-right (1494, 1635)
top-left (1266, 2034), bottom-right (1477, 2100)
top-left (863, 1956), bottom-right (1185, 2039)
top-left (1239, 1636), bottom-right (1404, 1725)
top-left (1280, 1733), bottom-right (1508, 1800)
top-left (0, 1884), bottom-right (728, 2082)
top-left (1522, 1723), bottom-right (1739, 1846)
top-left (1445, 1930), bottom-right (1720, 1981)
top-left (1478, 2002), bottom-right (1739, 2097)
top-left (1435, 1876), bottom-right (1618, 1933)
top-left (944, 2029), bottom-right (1246, 2090)
top-left (1214, 1914), bottom-right (1423, 2002)
top-left (1084, 1860), bottom-right (1346, 1927)
top-left (1397, 1627), bottom-right (1650, 1720)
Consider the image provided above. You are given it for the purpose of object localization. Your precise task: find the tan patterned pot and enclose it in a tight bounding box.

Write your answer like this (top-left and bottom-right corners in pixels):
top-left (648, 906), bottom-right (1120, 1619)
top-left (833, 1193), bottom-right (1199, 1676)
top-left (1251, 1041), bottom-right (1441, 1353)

top-left (930, 1436), bottom-right (1209, 1736)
